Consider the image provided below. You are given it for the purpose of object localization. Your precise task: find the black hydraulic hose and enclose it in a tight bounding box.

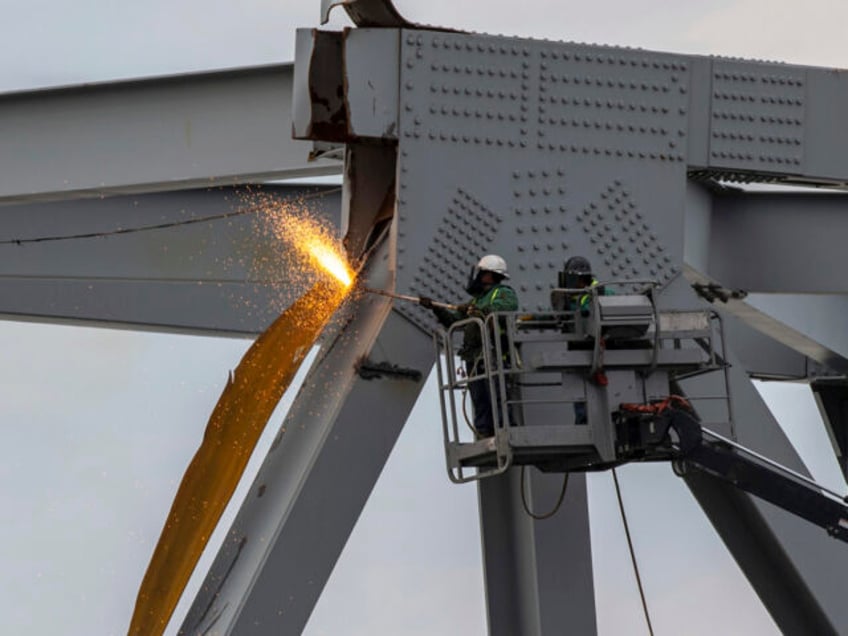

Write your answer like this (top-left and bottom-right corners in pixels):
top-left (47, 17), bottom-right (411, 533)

top-left (520, 466), bottom-right (570, 521)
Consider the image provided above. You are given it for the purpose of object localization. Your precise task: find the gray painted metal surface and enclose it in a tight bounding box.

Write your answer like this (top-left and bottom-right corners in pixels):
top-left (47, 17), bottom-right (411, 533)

top-left (708, 191), bottom-right (848, 293)
top-left (0, 185), bottom-right (340, 335)
top-left (0, 65), bottom-right (340, 205)
top-left (721, 313), bottom-right (828, 381)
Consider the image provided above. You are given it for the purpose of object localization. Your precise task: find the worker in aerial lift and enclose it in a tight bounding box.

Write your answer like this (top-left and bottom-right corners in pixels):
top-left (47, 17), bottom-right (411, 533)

top-left (420, 255), bottom-right (519, 437)
top-left (560, 256), bottom-right (609, 424)
top-left (561, 255), bottom-right (606, 316)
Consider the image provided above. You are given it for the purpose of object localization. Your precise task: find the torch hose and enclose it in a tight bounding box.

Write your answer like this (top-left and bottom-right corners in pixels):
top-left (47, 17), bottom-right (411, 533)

top-left (361, 286), bottom-right (459, 311)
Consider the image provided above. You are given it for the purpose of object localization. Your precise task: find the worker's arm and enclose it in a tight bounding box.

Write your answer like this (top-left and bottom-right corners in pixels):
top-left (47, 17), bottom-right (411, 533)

top-left (420, 296), bottom-right (467, 326)
top-left (432, 304), bottom-right (466, 327)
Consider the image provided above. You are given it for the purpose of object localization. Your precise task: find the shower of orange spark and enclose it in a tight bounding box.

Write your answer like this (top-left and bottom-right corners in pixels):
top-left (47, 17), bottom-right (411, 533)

top-left (306, 238), bottom-right (354, 288)
top-left (252, 195), bottom-right (355, 290)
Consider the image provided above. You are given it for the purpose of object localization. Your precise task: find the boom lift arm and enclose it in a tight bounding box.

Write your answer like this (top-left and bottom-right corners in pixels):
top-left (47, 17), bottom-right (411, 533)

top-left (619, 403), bottom-right (848, 543)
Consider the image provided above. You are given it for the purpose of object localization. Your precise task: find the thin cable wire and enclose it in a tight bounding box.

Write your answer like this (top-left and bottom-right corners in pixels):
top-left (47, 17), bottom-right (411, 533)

top-left (520, 466), bottom-right (570, 520)
top-left (612, 468), bottom-right (655, 636)
top-left (0, 187), bottom-right (341, 246)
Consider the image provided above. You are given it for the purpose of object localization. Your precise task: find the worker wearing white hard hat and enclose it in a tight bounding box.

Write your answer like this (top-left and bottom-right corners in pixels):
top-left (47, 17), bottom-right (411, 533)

top-left (420, 254), bottom-right (518, 437)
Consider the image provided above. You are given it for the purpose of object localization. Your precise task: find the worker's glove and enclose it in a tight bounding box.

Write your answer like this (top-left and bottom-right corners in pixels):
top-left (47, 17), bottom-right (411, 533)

top-left (467, 306), bottom-right (483, 318)
top-left (419, 296), bottom-right (435, 309)
top-left (457, 302), bottom-right (470, 314)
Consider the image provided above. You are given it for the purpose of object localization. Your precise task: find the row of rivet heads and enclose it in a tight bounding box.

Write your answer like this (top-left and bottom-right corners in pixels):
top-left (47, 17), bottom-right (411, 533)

top-left (539, 81), bottom-right (686, 96)
top-left (423, 35), bottom-right (688, 72)
top-left (400, 123), bottom-right (685, 159)
top-left (714, 71), bottom-right (804, 86)
top-left (404, 130), bottom-right (523, 146)
top-left (712, 112), bottom-right (803, 125)
top-left (712, 132), bottom-right (802, 145)
top-left (540, 49), bottom-right (687, 70)
top-left (538, 74), bottom-right (680, 93)
top-left (713, 92), bottom-right (803, 106)
top-left (421, 34), bottom-right (683, 69)
top-left (424, 109), bottom-right (525, 125)
top-left (428, 64), bottom-right (527, 78)
top-left (412, 30), bottom-right (689, 68)
top-left (534, 142), bottom-right (686, 162)
top-left (540, 95), bottom-right (681, 115)
top-left (422, 56), bottom-right (686, 98)
top-left (415, 105), bottom-right (681, 129)
top-left (709, 152), bottom-right (801, 165)
top-left (535, 116), bottom-right (681, 137)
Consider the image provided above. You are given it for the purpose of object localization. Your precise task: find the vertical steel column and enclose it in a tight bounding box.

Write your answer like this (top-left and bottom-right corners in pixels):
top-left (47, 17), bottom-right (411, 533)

top-left (478, 470), bottom-right (597, 635)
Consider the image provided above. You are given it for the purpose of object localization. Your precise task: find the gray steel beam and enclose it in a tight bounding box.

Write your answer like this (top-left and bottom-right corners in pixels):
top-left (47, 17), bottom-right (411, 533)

top-left (684, 182), bottom-right (848, 372)
top-left (743, 294), bottom-right (848, 361)
top-left (698, 287), bottom-right (848, 375)
top-left (686, 57), bottom-right (848, 185)
top-left (180, 243), bottom-right (436, 634)
top-left (720, 312), bottom-right (827, 380)
top-left (708, 192), bottom-right (848, 294)
top-left (0, 185), bottom-right (340, 335)
top-left (478, 471), bottom-right (596, 635)
top-left (0, 64), bottom-right (340, 205)
top-left (684, 471), bottom-right (837, 635)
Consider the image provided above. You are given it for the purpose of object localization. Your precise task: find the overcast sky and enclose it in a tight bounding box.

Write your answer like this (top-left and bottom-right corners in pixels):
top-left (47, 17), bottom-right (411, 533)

top-left (2, 1), bottom-right (848, 635)
top-left (2, 0), bottom-right (848, 93)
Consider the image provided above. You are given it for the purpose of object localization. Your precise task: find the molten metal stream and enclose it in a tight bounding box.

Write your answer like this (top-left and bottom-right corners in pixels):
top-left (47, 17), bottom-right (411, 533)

top-left (128, 248), bottom-right (354, 635)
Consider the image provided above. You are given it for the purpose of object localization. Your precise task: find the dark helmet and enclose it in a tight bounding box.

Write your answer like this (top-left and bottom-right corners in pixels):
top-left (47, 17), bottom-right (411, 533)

top-left (559, 256), bottom-right (594, 290)
top-left (564, 256), bottom-right (592, 276)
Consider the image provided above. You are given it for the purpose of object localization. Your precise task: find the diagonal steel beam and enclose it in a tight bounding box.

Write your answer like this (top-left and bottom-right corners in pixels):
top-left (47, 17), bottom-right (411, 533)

top-left (0, 185), bottom-right (341, 335)
top-left (180, 241), bottom-right (436, 634)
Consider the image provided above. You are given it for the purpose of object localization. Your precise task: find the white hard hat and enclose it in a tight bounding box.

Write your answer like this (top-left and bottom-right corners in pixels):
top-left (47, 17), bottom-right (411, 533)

top-left (476, 254), bottom-right (509, 278)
